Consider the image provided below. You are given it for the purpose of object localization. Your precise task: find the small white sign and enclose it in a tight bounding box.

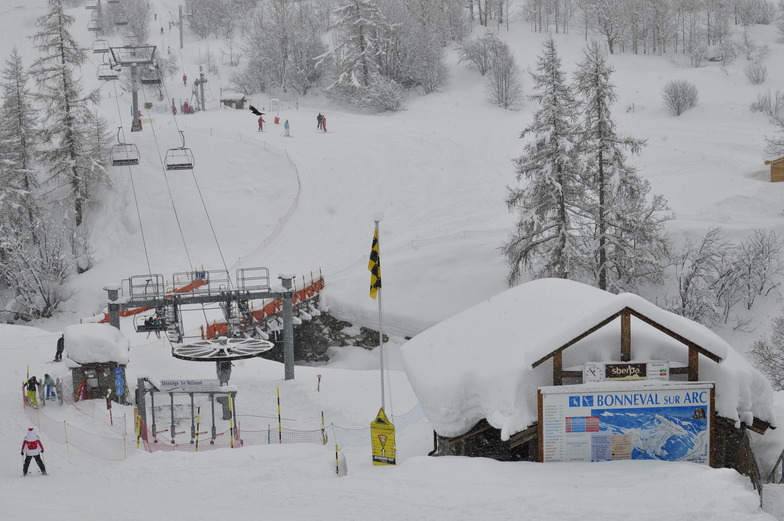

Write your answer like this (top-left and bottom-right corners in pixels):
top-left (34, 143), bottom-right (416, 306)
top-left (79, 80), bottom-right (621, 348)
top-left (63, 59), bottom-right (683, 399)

top-left (158, 379), bottom-right (223, 393)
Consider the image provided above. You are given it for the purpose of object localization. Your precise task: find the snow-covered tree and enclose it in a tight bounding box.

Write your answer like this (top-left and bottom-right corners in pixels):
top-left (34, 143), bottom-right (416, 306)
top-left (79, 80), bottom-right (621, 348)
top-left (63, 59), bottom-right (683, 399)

top-left (234, 0), bottom-right (326, 96)
top-left (0, 215), bottom-right (76, 319)
top-left (750, 314), bottom-right (784, 390)
top-left (0, 48), bottom-right (39, 230)
top-left (121, 0), bottom-right (153, 46)
top-left (503, 39), bottom-right (584, 285)
top-left (29, 0), bottom-right (108, 229)
top-left (485, 37), bottom-right (523, 109)
top-left (573, 40), bottom-right (671, 291)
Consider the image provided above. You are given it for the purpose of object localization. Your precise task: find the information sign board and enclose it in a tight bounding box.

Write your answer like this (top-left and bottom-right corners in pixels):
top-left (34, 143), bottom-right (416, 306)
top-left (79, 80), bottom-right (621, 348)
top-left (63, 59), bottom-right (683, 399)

top-left (540, 382), bottom-right (713, 464)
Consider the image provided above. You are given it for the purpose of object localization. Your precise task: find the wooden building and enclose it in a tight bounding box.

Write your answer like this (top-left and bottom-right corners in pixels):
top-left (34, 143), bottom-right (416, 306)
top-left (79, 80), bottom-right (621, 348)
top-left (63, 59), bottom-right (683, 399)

top-left (64, 323), bottom-right (130, 404)
top-left (765, 157), bottom-right (784, 182)
top-left (402, 279), bottom-right (774, 493)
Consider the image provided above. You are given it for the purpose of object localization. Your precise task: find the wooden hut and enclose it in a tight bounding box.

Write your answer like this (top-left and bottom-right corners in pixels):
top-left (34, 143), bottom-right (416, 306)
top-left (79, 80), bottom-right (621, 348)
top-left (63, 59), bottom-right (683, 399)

top-left (764, 157), bottom-right (784, 182)
top-left (64, 323), bottom-right (130, 403)
top-left (401, 279), bottom-right (775, 493)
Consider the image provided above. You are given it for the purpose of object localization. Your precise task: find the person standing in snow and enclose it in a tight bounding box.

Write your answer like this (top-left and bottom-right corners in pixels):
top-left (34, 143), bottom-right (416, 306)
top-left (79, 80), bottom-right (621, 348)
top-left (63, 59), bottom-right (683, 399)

top-left (321, 114), bottom-right (327, 132)
top-left (25, 376), bottom-right (40, 407)
top-left (284, 119), bottom-right (290, 137)
top-left (44, 374), bottom-right (56, 400)
top-left (317, 112), bottom-right (323, 130)
top-left (54, 334), bottom-right (64, 362)
top-left (183, 74), bottom-right (187, 86)
top-left (258, 114), bottom-right (265, 132)
top-left (21, 428), bottom-right (46, 476)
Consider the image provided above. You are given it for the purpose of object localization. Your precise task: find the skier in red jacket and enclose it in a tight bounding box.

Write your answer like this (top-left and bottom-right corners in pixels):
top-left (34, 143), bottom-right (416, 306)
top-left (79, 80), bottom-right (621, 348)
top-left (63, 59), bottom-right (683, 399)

top-left (21, 427), bottom-right (47, 476)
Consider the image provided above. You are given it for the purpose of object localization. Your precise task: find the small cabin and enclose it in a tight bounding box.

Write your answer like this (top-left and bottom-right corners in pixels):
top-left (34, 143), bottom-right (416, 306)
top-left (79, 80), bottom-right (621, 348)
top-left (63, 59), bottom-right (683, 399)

top-left (220, 96), bottom-right (246, 110)
top-left (64, 323), bottom-right (130, 403)
top-left (764, 157), bottom-right (784, 182)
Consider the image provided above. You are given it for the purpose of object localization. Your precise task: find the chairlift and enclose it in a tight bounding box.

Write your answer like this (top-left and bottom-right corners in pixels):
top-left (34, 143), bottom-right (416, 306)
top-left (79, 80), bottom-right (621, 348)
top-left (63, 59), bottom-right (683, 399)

top-left (92, 39), bottom-right (110, 54)
top-left (110, 127), bottom-right (139, 166)
top-left (164, 131), bottom-right (195, 171)
top-left (114, 16), bottom-right (129, 26)
top-left (97, 63), bottom-right (118, 81)
top-left (85, 0), bottom-right (97, 8)
top-left (140, 65), bottom-right (162, 86)
top-left (107, 0), bottom-right (120, 3)
top-left (88, 18), bottom-right (101, 32)
top-left (134, 309), bottom-right (167, 334)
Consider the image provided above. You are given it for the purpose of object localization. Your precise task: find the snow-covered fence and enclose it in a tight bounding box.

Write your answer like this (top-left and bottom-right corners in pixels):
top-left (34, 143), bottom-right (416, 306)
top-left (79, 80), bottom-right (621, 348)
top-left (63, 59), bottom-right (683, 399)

top-left (24, 400), bottom-right (426, 458)
top-left (25, 406), bottom-right (132, 461)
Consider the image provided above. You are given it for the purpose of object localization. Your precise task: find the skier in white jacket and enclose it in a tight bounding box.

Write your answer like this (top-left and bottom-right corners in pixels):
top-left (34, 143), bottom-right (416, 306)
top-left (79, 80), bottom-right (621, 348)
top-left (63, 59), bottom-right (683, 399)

top-left (21, 427), bottom-right (47, 476)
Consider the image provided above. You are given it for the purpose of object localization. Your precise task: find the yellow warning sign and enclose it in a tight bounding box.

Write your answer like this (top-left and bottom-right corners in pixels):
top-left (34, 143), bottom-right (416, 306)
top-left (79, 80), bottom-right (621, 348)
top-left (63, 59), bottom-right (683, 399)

top-left (370, 408), bottom-right (396, 466)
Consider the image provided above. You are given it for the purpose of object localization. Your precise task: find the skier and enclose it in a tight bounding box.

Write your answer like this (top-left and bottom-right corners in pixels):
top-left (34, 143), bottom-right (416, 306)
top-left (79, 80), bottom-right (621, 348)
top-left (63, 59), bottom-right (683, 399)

top-left (317, 112), bottom-right (323, 130)
top-left (182, 101), bottom-right (189, 115)
top-left (21, 428), bottom-right (46, 476)
top-left (54, 334), bottom-right (64, 362)
top-left (284, 119), bottom-right (290, 137)
top-left (322, 114), bottom-right (327, 132)
top-left (44, 374), bottom-right (56, 400)
top-left (258, 114), bottom-right (265, 132)
top-left (183, 74), bottom-right (187, 86)
top-left (25, 376), bottom-right (40, 407)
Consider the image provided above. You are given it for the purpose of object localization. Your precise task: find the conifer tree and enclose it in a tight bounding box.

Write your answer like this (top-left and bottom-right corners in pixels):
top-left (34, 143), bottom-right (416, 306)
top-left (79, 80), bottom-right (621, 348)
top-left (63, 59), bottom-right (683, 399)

top-left (503, 39), bottom-right (584, 286)
top-left (0, 47), bottom-right (39, 230)
top-left (573, 41), bottom-right (671, 292)
top-left (29, 0), bottom-right (108, 229)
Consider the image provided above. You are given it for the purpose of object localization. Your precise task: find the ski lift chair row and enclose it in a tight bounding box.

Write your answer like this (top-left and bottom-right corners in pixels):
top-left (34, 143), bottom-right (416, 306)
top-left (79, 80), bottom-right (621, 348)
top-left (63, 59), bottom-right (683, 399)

top-left (92, 39), bottom-right (110, 54)
top-left (110, 127), bottom-right (139, 166)
top-left (88, 19), bottom-right (101, 32)
top-left (97, 63), bottom-right (118, 81)
top-left (165, 131), bottom-right (194, 171)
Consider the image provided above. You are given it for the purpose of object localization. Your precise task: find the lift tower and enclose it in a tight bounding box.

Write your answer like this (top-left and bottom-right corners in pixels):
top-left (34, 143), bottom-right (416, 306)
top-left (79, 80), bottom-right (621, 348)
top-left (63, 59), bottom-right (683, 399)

top-left (109, 45), bottom-right (156, 132)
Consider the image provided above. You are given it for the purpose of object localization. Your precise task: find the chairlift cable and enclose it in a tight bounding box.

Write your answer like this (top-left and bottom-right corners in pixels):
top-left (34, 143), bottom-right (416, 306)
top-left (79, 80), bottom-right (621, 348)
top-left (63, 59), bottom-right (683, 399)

top-left (111, 77), bottom-right (154, 279)
top-left (137, 86), bottom-right (195, 275)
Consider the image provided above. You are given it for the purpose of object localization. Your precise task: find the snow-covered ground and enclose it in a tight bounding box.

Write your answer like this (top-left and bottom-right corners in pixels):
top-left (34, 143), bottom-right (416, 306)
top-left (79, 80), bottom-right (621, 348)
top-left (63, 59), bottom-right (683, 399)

top-left (2, 0), bottom-right (784, 519)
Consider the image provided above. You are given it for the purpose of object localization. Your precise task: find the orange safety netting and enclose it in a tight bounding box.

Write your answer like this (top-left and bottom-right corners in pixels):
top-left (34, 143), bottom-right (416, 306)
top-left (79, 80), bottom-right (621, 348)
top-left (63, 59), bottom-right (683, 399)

top-left (204, 276), bottom-right (325, 340)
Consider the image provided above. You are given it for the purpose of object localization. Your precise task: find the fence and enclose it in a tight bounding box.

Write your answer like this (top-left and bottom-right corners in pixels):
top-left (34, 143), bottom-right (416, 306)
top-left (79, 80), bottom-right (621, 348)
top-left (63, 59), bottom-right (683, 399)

top-left (23, 399), bottom-right (426, 460)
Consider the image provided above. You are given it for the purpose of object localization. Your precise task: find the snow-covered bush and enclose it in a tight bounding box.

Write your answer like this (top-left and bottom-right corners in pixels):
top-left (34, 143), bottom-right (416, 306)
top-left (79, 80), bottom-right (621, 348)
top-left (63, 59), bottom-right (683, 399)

top-left (750, 90), bottom-right (784, 119)
top-left (744, 62), bottom-right (768, 85)
top-left (688, 43), bottom-right (707, 67)
top-left (662, 80), bottom-right (698, 116)
top-left (457, 32), bottom-right (500, 76)
top-left (749, 316), bottom-right (784, 390)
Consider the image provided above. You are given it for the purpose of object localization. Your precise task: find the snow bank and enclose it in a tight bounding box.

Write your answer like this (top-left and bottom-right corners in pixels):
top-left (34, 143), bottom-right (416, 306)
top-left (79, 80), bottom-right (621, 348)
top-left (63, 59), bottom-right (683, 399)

top-left (401, 278), bottom-right (775, 439)
top-left (63, 323), bottom-right (130, 365)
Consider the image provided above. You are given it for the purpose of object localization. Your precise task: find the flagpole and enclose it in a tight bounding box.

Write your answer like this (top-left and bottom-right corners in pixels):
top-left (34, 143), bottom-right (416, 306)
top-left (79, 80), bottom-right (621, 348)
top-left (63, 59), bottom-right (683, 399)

top-left (374, 218), bottom-right (385, 412)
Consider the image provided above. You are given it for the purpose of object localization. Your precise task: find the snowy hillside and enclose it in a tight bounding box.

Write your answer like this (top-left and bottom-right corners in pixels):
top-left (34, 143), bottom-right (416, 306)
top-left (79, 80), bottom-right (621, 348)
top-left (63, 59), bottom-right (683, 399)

top-left (3, 0), bottom-right (784, 519)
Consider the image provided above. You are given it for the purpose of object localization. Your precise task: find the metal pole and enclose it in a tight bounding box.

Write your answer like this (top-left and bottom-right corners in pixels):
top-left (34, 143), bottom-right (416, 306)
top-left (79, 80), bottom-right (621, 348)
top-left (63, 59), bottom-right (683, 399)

top-left (131, 63), bottom-right (141, 132)
top-left (375, 219), bottom-right (385, 411)
top-left (199, 65), bottom-right (206, 111)
top-left (169, 392), bottom-right (175, 443)
top-left (280, 276), bottom-right (295, 380)
top-left (189, 392), bottom-right (195, 443)
top-left (106, 286), bottom-right (121, 330)
top-left (210, 393), bottom-right (216, 444)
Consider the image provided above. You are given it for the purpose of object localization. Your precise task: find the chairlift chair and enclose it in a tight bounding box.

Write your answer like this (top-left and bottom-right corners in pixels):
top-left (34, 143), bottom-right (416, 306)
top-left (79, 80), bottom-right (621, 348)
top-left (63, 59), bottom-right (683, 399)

top-left (164, 131), bottom-right (195, 171)
top-left (92, 39), bottom-right (110, 54)
top-left (140, 65), bottom-right (162, 85)
top-left (110, 128), bottom-right (139, 166)
top-left (97, 63), bottom-right (118, 81)
top-left (114, 16), bottom-right (129, 26)
top-left (134, 312), bottom-right (167, 334)
top-left (107, 0), bottom-right (120, 3)
top-left (87, 19), bottom-right (101, 32)
top-left (85, 0), bottom-right (97, 8)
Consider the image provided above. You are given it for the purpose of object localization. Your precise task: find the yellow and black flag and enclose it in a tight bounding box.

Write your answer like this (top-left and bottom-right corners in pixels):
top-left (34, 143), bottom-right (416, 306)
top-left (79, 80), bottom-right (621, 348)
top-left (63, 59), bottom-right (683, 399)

top-left (368, 228), bottom-right (382, 299)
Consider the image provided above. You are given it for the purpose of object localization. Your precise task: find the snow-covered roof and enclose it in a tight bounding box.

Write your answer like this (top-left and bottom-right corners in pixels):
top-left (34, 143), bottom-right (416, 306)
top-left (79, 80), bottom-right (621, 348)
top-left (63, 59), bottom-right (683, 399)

top-left (64, 323), bottom-right (130, 365)
top-left (400, 278), bottom-right (775, 440)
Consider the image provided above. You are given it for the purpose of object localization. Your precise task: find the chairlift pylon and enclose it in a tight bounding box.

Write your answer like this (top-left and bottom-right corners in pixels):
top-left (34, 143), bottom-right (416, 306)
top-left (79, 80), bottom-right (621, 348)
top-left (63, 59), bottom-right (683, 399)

top-left (110, 127), bottom-right (140, 167)
top-left (164, 131), bottom-right (195, 171)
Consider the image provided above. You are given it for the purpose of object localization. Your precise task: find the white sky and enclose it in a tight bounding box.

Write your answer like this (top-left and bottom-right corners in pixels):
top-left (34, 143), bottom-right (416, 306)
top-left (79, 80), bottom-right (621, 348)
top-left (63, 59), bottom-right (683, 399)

top-left (1, 0), bottom-right (784, 519)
